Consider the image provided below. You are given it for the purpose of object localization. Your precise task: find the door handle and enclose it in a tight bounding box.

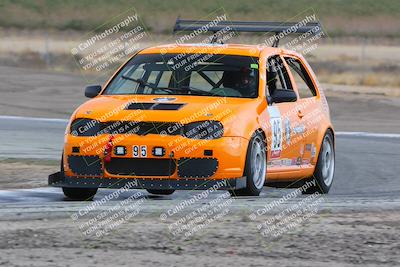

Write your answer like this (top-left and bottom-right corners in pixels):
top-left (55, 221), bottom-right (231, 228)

top-left (297, 110), bottom-right (304, 118)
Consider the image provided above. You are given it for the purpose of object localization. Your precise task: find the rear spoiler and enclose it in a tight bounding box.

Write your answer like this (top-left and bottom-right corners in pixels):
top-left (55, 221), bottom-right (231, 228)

top-left (173, 18), bottom-right (323, 47)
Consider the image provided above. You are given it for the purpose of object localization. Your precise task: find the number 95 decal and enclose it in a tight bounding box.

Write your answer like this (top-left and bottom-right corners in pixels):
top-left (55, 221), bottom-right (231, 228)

top-left (133, 145), bottom-right (147, 157)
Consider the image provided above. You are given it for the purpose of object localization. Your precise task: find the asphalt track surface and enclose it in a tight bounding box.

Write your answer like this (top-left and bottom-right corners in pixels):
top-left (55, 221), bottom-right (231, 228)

top-left (1, 115), bottom-right (400, 210)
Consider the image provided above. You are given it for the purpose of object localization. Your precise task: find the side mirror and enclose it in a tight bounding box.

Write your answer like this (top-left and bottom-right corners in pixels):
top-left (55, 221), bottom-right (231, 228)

top-left (85, 85), bottom-right (102, 98)
top-left (271, 89), bottom-right (297, 103)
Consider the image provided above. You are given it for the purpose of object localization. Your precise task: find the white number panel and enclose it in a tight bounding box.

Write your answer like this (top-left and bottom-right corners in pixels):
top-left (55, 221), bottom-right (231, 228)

top-left (133, 145), bottom-right (139, 157)
top-left (140, 145), bottom-right (147, 157)
top-left (268, 106), bottom-right (283, 159)
top-left (270, 117), bottom-right (282, 157)
top-left (133, 145), bottom-right (147, 158)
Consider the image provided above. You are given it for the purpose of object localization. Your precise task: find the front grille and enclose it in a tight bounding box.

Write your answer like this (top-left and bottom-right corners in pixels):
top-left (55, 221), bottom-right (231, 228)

top-left (103, 121), bottom-right (182, 135)
top-left (178, 158), bottom-right (218, 178)
top-left (68, 155), bottom-right (103, 176)
top-left (105, 158), bottom-right (176, 176)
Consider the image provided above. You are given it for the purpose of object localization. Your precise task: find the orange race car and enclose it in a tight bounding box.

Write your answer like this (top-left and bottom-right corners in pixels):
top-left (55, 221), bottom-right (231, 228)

top-left (49, 19), bottom-right (335, 200)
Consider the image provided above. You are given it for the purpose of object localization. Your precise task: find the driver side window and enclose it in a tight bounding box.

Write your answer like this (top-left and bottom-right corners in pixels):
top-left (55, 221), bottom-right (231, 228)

top-left (266, 56), bottom-right (293, 96)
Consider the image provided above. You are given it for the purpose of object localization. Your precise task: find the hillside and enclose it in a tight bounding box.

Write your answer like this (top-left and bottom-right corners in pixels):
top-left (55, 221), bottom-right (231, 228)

top-left (0, 0), bottom-right (399, 37)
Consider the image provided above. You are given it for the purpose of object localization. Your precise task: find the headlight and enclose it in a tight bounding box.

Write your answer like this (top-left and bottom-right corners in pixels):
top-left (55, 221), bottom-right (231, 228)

top-left (70, 118), bottom-right (101, 136)
top-left (183, 121), bottom-right (224, 139)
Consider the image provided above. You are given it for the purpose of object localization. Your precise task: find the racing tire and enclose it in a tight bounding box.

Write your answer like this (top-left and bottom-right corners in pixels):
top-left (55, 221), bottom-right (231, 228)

top-left (302, 130), bottom-right (335, 194)
top-left (146, 189), bottom-right (175, 195)
top-left (62, 187), bottom-right (98, 201)
top-left (230, 132), bottom-right (266, 197)
top-left (60, 152), bottom-right (98, 200)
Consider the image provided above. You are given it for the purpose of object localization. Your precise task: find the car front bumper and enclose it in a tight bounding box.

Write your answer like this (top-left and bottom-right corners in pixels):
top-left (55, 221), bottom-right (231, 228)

top-left (62, 135), bottom-right (249, 179)
top-left (48, 171), bottom-right (247, 190)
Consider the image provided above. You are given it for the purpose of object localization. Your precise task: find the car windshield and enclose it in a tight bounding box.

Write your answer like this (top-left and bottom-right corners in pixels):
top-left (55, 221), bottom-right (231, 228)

top-left (104, 53), bottom-right (259, 98)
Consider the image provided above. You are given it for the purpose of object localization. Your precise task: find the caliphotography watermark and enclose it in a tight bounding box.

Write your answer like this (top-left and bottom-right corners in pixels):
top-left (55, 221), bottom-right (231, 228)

top-left (249, 181), bottom-right (325, 240)
top-left (159, 180), bottom-right (234, 238)
top-left (70, 182), bottom-right (147, 238)
top-left (251, 12), bottom-right (326, 57)
top-left (70, 7), bottom-right (150, 81)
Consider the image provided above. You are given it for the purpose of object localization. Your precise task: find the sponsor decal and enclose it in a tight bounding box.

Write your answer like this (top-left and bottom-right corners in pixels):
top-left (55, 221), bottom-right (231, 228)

top-left (306, 144), bottom-right (312, 151)
top-left (271, 150), bottom-right (281, 159)
top-left (269, 159), bottom-right (282, 167)
top-left (296, 157), bottom-right (302, 165)
top-left (311, 143), bottom-right (317, 157)
top-left (300, 145), bottom-right (304, 156)
top-left (285, 117), bottom-right (291, 145)
top-left (268, 106), bottom-right (282, 159)
top-left (250, 63), bottom-right (259, 69)
top-left (293, 124), bottom-right (305, 134)
top-left (269, 158), bottom-right (293, 167)
top-left (282, 158), bottom-right (292, 166)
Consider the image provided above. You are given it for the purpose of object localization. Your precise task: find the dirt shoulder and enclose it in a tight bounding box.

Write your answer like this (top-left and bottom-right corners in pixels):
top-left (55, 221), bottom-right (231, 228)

top-left (0, 158), bottom-right (58, 189)
top-left (325, 91), bottom-right (400, 134)
top-left (0, 66), bottom-right (87, 118)
top-left (0, 209), bottom-right (399, 266)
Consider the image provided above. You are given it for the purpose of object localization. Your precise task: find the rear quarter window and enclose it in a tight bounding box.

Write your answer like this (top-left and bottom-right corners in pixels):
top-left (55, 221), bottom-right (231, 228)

top-left (284, 57), bottom-right (317, 98)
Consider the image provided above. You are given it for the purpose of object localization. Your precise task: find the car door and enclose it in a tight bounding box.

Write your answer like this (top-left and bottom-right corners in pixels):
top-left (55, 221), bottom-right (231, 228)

top-left (265, 55), bottom-right (305, 177)
top-left (283, 55), bottom-right (321, 167)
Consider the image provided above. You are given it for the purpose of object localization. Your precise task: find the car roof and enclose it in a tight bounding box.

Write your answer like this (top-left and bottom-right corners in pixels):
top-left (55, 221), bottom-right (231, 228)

top-left (139, 43), bottom-right (293, 57)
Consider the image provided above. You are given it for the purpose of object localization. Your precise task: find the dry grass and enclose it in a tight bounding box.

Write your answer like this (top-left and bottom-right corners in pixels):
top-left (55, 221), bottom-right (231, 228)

top-left (320, 73), bottom-right (400, 88)
top-left (0, 28), bottom-right (400, 89)
top-left (0, 0), bottom-right (399, 37)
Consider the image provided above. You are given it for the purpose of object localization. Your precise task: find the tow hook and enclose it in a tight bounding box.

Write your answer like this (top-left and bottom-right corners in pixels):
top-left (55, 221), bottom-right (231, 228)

top-left (104, 135), bottom-right (114, 163)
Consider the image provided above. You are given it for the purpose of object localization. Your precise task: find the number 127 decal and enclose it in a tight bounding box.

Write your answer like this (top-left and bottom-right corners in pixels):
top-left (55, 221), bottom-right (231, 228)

top-left (133, 145), bottom-right (147, 157)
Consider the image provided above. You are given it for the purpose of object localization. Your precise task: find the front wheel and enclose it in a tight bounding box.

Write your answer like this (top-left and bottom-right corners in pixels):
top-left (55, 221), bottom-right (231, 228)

top-left (230, 132), bottom-right (266, 196)
top-left (303, 131), bottom-right (335, 194)
top-left (62, 187), bottom-right (98, 201)
top-left (60, 152), bottom-right (98, 200)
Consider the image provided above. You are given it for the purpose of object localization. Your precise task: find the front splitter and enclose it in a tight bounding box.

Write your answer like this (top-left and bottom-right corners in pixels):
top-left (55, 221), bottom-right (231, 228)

top-left (48, 172), bottom-right (247, 190)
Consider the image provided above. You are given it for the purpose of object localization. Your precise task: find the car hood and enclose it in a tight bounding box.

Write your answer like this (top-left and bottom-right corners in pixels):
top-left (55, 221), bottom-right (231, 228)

top-left (74, 94), bottom-right (255, 123)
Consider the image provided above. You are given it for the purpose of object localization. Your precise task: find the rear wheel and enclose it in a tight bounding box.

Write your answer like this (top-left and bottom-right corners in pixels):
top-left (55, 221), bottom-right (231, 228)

top-left (303, 131), bottom-right (335, 194)
top-left (62, 187), bottom-right (98, 201)
top-left (146, 189), bottom-right (175, 195)
top-left (230, 132), bottom-right (266, 196)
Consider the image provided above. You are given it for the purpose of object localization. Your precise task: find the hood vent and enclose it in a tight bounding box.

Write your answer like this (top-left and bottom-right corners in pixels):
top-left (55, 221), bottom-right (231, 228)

top-left (126, 102), bottom-right (185, 110)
